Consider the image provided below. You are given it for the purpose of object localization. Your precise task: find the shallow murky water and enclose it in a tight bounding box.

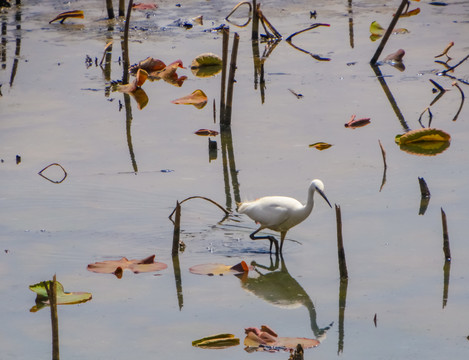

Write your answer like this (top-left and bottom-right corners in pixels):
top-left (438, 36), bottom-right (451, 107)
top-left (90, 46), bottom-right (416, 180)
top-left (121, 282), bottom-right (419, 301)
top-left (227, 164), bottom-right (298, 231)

top-left (1, 0), bottom-right (469, 359)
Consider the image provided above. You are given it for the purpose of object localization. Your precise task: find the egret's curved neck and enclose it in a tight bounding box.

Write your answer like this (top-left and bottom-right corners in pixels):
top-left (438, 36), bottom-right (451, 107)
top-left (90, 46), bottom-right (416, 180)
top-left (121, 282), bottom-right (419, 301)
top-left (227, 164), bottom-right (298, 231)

top-left (303, 187), bottom-right (316, 214)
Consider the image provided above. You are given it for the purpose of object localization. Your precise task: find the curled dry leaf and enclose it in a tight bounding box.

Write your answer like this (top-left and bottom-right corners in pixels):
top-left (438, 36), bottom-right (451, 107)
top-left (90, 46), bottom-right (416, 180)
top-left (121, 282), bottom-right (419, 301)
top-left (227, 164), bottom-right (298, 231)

top-left (309, 142), bottom-right (332, 151)
top-left (192, 333), bottom-right (240, 349)
top-left (49, 10), bottom-right (84, 24)
top-left (435, 41), bottom-right (454, 58)
top-left (384, 49), bottom-right (405, 63)
top-left (129, 57), bottom-right (166, 74)
top-left (117, 69), bottom-right (149, 93)
top-left (87, 255), bottom-right (167, 278)
top-left (345, 115), bottom-right (371, 128)
top-left (171, 89), bottom-right (208, 109)
top-left (189, 261), bottom-right (251, 276)
top-left (195, 129), bottom-right (219, 136)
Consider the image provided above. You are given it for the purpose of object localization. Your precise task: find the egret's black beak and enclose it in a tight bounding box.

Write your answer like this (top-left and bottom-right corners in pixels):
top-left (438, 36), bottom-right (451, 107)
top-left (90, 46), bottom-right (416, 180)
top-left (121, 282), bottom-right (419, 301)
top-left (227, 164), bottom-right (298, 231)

top-left (318, 189), bottom-right (332, 208)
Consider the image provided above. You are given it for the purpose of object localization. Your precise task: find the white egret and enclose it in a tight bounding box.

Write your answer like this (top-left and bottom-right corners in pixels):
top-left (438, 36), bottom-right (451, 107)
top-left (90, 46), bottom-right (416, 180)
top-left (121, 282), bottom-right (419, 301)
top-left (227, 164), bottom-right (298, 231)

top-left (238, 179), bottom-right (332, 254)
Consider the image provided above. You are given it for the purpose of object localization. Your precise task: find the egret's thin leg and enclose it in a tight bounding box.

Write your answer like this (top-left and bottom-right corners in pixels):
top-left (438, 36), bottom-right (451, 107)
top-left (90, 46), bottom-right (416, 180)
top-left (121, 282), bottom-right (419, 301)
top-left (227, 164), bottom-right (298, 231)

top-left (279, 231), bottom-right (287, 253)
top-left (249, 227), bottom-right (279, 254)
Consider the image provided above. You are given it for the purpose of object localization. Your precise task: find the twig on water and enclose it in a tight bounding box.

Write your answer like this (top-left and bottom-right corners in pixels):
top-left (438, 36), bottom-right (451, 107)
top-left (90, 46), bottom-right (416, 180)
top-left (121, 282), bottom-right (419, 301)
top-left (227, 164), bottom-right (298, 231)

top-left (257, 8), bottom-right (282, 39)
top-left (286, 24), bottom-right (331, 61)
top-left (225, 1), bottom-right (252, 28)
top-left (378, 140), bottom-right (387, 192)
top-left (441, 208), bottom-right (451, 261)
top-left (418, 177), bottom-right (431, 215)
top-left (452, 82), bottom-right (465, 121)
top-left (169, 196), bottom-right (230, 222)
top-left (370, 0), bottom-right (408, 64)
top-left (418, 107), bottom-right (433, 128)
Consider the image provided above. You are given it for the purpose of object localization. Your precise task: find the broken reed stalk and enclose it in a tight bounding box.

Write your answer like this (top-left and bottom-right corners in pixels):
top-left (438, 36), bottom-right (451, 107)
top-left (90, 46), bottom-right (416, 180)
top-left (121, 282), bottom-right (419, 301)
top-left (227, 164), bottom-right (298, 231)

top-left (45, 275), bottom-right (60, 360)
top-left (370, 0), bottom-right (408, 64)
top-left (223, 33), bottom-right (240, 127)
top-left (441, 208), bottom-right (451, 261)
top-left (105, 0), bottom-right (115, 20)
top-left (418, 177), bottom-right (431, 198)
top-left (220, 27), bottom-right (230, 122)
top-left (119, 0), bottom-right (125, 17)
top-left (335, 204), bottom-right (348, 280)
top-left (122, 0), bottom-right (134, 84)
top-left (172, 201), bottom-right (181, 256)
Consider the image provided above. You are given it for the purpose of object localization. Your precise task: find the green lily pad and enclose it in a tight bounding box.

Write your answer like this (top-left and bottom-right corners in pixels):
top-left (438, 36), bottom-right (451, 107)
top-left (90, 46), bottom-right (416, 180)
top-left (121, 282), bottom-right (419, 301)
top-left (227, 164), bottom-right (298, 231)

top-left (29, 280), bottom-right (92, 312)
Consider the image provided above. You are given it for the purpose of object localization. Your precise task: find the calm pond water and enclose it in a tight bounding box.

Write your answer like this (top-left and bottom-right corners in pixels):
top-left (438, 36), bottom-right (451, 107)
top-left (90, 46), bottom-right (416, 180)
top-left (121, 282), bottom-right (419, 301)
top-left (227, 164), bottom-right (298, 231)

top-left (1, 0), bottom-right (469, 359)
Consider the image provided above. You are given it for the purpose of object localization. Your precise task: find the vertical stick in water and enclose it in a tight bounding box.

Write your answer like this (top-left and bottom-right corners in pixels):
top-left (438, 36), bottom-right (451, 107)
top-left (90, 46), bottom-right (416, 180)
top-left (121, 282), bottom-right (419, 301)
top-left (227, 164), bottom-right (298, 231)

top-left (122, 0), bottom-right (134, 84)
top-left (172, 201), bottom-right (181, 256)
top-left (119, 0), bottom-right (125, 17)
top-left (335, 204), bottom-right (348, 280)
top-left (370, 0), bottom-right (408, 64)
top-left (220, 27), bottom-right (229, 122)
top-left (252, 0), bottom-right (259, 40)
top-left (224, 33), bottom-right (240, 127)
top-left (45, 275), bottom-right (60, 360)
top-left (106, 0), bottom-right (115, 20)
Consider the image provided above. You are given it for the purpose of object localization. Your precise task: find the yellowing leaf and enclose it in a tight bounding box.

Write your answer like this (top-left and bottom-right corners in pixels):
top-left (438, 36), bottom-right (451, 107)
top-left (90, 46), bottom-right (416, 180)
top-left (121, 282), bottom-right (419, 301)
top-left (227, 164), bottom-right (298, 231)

top-left (49, 10), bottom-right (84, 24)
top-left (189, 261), bottom-right (251, 276)
top-left (87, 255), bottom-right (167, 278)
top-left (171, 89), bottom-right (208, 109)
top-left (370, 21), bottom-right (385, 36)
top-left (195, 129), bottom-right (219, 136)
top-left (309, 142), bottom-right (332, 150)
top-left (395, 128), bottom-right (451, 156)
top-left (192, 333), bottom-right (240, 349)
top-left (191, 53), bottom-right (223, 78)
top-left (395, 128), bottom-right (451, 145)
top-left (399, 8), bottom-right (421, 17)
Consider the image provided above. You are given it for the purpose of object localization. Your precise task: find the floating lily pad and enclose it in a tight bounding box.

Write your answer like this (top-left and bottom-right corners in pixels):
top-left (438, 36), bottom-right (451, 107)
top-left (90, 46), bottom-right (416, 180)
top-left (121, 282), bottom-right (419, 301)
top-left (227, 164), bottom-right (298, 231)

top-left (395, 128), bottom-right (451, 144)
top-left (396, 128), bottom-right (451, 156)
top-left (29, 280), bottom-right (92, 312)
top-left (87, 255), bottom-right (167, 278)
top-left (191, 53), bottom-right (223, 77)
